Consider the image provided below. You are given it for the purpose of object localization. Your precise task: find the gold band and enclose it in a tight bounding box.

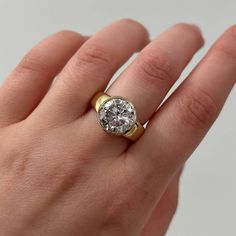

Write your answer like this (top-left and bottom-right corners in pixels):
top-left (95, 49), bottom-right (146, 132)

top-left (91, 92), bottom-right (144, 141)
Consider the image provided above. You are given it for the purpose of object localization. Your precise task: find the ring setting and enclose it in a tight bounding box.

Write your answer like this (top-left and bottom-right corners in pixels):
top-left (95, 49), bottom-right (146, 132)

top-left (98, 96), bottom-right (136, 135)
top-left (91, 92), bottom-right (144, 141)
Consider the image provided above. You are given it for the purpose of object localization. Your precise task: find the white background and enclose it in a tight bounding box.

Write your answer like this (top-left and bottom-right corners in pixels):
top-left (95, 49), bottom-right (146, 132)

top-left (0, 0), bottom-right (235, 235)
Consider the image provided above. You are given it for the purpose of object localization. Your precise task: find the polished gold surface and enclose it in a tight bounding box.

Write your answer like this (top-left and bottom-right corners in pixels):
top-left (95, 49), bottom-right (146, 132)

top-left (124, 121), bottom-right (145, 141)
top-left (91, 92), bottom-right (110, 112)
top-left (91, 92), bottom-right (145, 141)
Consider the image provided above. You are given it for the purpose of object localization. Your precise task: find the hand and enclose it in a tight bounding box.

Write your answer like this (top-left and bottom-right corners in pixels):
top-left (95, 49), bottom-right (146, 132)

top-left (0, 19), bottom-right (235, 236)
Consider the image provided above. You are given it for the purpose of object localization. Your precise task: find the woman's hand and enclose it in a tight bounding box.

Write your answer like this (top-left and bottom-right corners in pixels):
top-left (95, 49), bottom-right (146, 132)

top-left (0, 19), bottom-right (235, 236)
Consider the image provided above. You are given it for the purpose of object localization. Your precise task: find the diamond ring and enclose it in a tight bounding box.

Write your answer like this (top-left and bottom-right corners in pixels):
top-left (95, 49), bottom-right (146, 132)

top-left (91, 92), bottom-right (145, 141)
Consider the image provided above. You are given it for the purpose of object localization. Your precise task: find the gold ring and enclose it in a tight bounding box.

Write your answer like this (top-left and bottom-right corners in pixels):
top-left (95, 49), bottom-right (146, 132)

top-left (91, 92), bottom-right (145, 141)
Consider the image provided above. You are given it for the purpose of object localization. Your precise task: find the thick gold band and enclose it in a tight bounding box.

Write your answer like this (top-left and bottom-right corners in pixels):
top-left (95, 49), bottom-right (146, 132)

top-left (91, 92), bottom-right (144, 141)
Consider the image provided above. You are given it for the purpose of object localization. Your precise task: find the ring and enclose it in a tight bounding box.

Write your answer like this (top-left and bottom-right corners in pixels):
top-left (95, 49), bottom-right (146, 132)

top-left (91, 92), bottom-right (145, 141)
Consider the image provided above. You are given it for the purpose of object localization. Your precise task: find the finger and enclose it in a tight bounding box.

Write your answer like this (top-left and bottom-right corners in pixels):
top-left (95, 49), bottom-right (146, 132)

top-left (0, 31), bottom-right (87, 127)
top-left (73, 23), bottom-right (203, 158)
top-left (141, 169), bottom-right (183, 236)
top-left (128, 25), bottom-right (236, 208)
top-left (108, 23), bottom-right (204, 124)
top-left (32, 19), bottom-right (149, 125)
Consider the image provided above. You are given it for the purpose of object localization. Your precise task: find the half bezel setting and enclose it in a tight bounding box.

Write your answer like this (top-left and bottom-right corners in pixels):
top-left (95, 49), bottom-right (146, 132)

top-left (98, 97), bottom-right (137, 135)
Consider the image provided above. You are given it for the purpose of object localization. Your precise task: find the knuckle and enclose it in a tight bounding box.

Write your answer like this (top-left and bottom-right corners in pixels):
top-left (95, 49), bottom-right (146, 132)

top-left (63, 43), bottom-right (113, 88)
top-left (135, 51), bottom-right (173, 86)
top-left (178, 86), bottom-right (219, 129)
top-left (17, 51), bottom-right (47, 75)
top-left (34, 162), bottom-right (82, 193)
top-left (0, 130), bottom-right (32, 175)
top-left (77, 43), bottom-right (112, 68)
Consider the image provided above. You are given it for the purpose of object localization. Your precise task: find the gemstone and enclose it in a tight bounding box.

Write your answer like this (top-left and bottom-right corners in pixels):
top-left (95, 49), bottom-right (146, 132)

top-left (98, 97), bottom-right (136, 135)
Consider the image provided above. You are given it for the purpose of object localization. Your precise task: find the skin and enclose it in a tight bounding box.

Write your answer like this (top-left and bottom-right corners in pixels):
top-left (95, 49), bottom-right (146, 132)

top-left (0, 19), bottom-right (235, 236)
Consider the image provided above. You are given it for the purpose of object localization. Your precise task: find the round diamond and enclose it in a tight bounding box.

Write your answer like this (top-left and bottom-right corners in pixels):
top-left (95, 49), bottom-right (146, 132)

top-left (98, 97), bottom-right (136, 135)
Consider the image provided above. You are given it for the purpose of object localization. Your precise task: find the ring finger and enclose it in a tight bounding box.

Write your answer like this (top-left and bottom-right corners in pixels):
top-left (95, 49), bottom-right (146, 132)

top-left (107, 23), bottom-right (204, 125)
top-left (78, 23), bottom-right (204, 156)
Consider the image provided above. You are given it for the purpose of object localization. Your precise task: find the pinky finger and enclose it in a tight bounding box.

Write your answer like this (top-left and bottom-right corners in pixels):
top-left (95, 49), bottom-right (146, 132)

top-left (125, 26), bottom-right (236, 230)
top-left (141, 169), bottom-right (183, 236)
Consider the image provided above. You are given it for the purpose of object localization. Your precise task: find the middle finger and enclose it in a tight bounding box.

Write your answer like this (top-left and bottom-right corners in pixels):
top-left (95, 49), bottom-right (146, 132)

top-left (31, 19), bottom-right (149, 126)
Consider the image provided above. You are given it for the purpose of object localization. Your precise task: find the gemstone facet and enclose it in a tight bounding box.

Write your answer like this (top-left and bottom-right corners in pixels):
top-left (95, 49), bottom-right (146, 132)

top-left (98, 97), bottom-right (136, 135)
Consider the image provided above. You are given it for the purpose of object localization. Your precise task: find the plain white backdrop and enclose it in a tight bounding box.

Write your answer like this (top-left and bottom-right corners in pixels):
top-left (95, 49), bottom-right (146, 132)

top-left (0, 0), bottom-right (235, 235)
